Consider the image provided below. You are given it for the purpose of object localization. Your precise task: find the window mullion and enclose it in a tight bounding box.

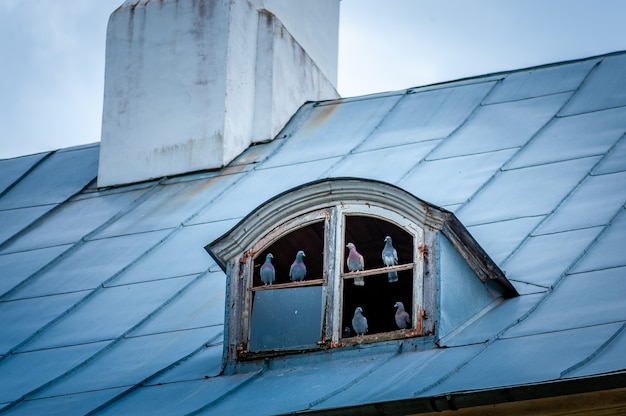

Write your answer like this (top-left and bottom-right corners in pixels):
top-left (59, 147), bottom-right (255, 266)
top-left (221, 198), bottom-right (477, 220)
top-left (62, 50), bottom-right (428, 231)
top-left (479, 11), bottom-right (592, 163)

top-left (329, 206), bottom-right (343, 345)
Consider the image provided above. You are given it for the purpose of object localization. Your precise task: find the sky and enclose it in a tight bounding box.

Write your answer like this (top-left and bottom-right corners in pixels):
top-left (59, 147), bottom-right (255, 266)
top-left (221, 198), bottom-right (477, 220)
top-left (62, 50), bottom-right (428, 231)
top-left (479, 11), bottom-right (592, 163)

top-left (2, 0), bottom-right (626, 159)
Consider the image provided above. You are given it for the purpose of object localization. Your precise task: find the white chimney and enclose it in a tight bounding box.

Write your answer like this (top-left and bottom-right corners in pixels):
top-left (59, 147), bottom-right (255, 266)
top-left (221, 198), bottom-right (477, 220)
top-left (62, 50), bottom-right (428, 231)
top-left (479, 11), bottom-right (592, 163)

top-left (98, 0), bottom-right (339, 187)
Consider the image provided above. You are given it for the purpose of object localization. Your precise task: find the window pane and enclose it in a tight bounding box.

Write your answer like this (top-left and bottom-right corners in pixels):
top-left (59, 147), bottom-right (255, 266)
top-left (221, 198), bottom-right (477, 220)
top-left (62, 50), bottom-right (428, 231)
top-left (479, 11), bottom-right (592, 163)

top-left (343, 271), bottom-right (413, 336)
top-left (343, 215), bottom-right (415, 337)
top-left (254, 221), bottom-right (325, 286)
top-left (249, 286), bottom-right (323, 351)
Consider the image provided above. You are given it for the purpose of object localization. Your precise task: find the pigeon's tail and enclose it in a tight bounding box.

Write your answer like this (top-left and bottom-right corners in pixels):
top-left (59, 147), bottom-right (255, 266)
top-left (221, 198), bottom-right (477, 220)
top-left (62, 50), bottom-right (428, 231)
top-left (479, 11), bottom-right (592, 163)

top-left (388, 271), bottom-right (398, 282)
top-left (354, 275), bottom-right (365, 286)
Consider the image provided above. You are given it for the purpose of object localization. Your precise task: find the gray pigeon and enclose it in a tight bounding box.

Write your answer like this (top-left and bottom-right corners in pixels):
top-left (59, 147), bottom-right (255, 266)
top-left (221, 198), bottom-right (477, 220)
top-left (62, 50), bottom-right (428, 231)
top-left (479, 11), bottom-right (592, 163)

top-left (352, 306), bottom-right (368, 336)
top-left (382, 236), bottom-right (399, 282)
top-left (260, 253), bottom-right (275, 285)
top-left (346, 242), bottom-right (365, 286)
top-left (394, 301), bottom-right (410, 329)
top-left (289, 250), bottom-right (306, 282)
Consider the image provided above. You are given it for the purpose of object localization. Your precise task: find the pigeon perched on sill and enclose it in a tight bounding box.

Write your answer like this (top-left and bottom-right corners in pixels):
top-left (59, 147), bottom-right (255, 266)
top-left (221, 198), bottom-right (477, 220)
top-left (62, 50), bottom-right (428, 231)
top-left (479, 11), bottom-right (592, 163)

top-left (382, 236), bottom-right (399, 282)
top-left (346, 242), bottom-right (365, 286)
top-left (289, 250), bottom-right (307, 282)
top-left (343, 326), bottom-right (352, 338)
top-left (352, 306), bottom-right (368, 336)
top-left (394, 301), bottom-right (410, 329)
top-left (260, 253), bottom-right (275, 286)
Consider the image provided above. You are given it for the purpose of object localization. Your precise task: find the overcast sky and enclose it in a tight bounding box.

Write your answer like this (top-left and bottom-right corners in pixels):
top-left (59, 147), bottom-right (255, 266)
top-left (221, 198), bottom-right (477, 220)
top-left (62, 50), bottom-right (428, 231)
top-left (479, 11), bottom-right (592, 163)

top-left (2, 0), bottom-right (626, 159)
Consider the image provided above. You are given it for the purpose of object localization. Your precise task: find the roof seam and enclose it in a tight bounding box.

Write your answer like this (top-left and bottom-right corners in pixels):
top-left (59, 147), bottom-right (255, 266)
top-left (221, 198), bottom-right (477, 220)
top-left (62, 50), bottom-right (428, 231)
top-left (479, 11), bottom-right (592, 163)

top-left (85, 329), bottom-right (224, 416)
top-left (397, 80), bottom-right (502, 184)
top-left (560, 322), bottom-right (626, 378)
top-left (2, 273), bottom-right (209, 411)
top-left (306, 343), bottom-right (404, 410)
top-left (566, 263), bottom-right (626, 276)
top-left (500, 154), bottom-right (603, 172)
top-left (501, 133), bottom-right (626, 267)
top-left (0, 151), bottom-right (54, 201)
top-left (480, 89), bottom-right (577, 107)
top-left (413, 343), bottom-right (490, 397)
top-left (556, 58), bottom-right (603, 118)
top-left (499, 320), bottom-right (626, 341)
top-left (493, 199), bottom-right (626, 342)
top-left (424, 146), bottom-right (521, 162)
top-left (317, 92), bottom-right (407, 177)
top-left (183, 369), bottom-right (265, 416)
top-left (0, 179), bottom-right (166, 301)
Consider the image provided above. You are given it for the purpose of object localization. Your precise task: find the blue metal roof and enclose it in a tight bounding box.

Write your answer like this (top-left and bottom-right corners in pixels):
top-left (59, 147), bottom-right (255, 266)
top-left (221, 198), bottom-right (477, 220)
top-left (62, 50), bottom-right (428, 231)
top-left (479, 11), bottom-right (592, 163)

top-left (1, 51), bottom-right (626, 415)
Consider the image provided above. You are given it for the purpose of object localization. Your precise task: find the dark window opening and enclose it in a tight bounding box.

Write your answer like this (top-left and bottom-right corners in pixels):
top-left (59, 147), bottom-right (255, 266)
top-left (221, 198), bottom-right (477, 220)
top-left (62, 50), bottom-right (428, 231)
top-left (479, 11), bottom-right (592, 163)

top-left (253, 220), bottom-right (325, 287)
top-left (342, 215), bottom-right (415, 337)
top-left (342, 270), bottom-right (413, 337)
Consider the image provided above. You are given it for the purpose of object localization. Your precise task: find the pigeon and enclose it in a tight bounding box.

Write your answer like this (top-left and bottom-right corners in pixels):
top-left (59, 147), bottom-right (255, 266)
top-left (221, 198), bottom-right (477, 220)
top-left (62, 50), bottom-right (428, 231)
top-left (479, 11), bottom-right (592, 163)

top-left (343, 326), bottom-right (352, 338)
top-left (394, 301), bottom-right (410, 329)
top-left (346, 242), bottom-right (365, 286)
top-left (289, 250), bottom-right (306, 282)
top-left (352, 306), bottom-right (368, 336)
top-left (382, 236), bottom-right (399, 282)
top-left (259, 253), bottom-right (275, 285)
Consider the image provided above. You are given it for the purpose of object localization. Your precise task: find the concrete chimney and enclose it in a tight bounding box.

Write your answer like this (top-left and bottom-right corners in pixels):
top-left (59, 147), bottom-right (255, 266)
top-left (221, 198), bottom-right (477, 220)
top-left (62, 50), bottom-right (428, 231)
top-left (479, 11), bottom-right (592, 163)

top-left (98, 0), bottom-right (339, 187)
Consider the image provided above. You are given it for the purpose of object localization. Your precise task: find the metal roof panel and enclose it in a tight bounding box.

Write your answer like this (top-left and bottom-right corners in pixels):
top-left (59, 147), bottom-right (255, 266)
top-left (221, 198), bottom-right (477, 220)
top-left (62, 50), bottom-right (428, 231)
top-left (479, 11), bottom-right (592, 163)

top-left (7, 230), bottom-right (171, 300)
top-left (466, 216), bottom-right (544, 264)
top-left (570, 208), bottom-right (626, 274)
top-left (592, 134), bottom-right (626, 174)
top-left (261, 96), bottom-right (402, 169)
top-left (504, 266), bottom-right (626, 338)
top-left (0, 291), bottom-right (88, 355)
top-left (189, 158), bottom-right (341, 224)
top-left (34, 326), bottom-right (221, 399)
top-left (312, 344), bottom-right (486, 409)
top-left (442, 293), bottom-right (544, 347)
top-left (4, 387), bottom-right (127, 416)
top-left (560, 53), bottom-right (626, 115)
top-left (0, 205), bottom-right (56, 247)
top-left (483, 59), bottom-right (597, 104)
top-left (21, 275), bottom-right (196, 351)
top-left (1, 189), bottom-right (143, 253)
top-left (0, 244), bottom-right (71, 296)
top-left (0, 152), bottom-right (48, 195)
top-left (0, 146), bottom-right (98, 210)
top-left (112, 222), bottom-right (233, 285)
top-left (457, 156), bottom-right (600, 226)
top-left (400, 148), bottom-right (517, 207)
top-left (0, 340), bottom-right (109, 403)
top-left (505, 106), bottom-right (626, 169)
top-left (426, 323), bottom-right (622, 396)
top-left (326, 140), bottom-right (439, 184)
top-left (429, 93), bottom-right (569, 160)
top-left (502, 226), bottom-right (603, 288)
top-left (535, 171), bottom-right (626, 235)
top-left (204, 352), bottom-right (397, 415)
top-left (130, 271), bottom-right (225, 336)
top-left (146, 342), bottom-right (223, 384)
top-left (359, 81), bottom-right (495, 150)
top-left (94, 172), bottom-right (245, 239)
top-left (96, 373), bottom-right (258, 416)
top-left (565, 322), bottom-right (626, 379)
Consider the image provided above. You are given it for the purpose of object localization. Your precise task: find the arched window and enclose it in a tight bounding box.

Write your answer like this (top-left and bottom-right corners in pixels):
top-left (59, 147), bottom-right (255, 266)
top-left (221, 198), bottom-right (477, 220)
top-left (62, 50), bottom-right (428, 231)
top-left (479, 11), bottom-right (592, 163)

top-left (206, 179), bottom-right (517, 363)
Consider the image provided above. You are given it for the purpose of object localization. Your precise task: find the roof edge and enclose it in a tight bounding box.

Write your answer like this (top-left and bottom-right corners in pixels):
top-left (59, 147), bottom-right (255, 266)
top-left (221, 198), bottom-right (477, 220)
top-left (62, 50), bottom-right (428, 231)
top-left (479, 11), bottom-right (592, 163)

top-left (299, 371), bottom-right (626, 416)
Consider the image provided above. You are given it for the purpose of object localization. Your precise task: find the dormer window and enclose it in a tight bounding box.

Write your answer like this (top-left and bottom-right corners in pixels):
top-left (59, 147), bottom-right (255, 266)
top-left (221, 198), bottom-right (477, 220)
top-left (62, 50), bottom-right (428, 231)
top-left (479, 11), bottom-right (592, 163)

top-left (206, 178), bottom-right (517, 364)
